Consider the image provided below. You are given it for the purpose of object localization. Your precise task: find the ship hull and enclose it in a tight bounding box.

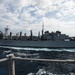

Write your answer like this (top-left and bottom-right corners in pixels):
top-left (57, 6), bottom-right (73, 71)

top-left (0, 40), bottom-right (75, 48)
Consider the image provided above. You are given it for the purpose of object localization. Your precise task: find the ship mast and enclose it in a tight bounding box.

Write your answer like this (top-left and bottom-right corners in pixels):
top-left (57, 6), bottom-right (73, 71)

top-left (42, 22), bottom-right (44, 35)
top-left (4, 26), bottom-right (9, 39)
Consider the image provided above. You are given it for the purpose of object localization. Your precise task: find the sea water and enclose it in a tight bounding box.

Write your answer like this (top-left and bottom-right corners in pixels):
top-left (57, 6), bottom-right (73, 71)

top-left (0, 46), bottom-right (75, 75)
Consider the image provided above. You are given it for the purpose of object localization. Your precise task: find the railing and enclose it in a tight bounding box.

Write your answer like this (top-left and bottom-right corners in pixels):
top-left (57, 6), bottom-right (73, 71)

top-left (0, 54), bottom-right (75, 75)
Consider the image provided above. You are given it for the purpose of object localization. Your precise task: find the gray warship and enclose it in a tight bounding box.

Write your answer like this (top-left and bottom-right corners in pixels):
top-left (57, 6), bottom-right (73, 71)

top-left (0, 26), bottom-right (75, 48)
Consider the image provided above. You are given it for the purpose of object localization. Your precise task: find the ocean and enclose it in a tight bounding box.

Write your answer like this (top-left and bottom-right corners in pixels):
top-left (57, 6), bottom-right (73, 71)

top-left (0, 46), bottom-right (75, 75)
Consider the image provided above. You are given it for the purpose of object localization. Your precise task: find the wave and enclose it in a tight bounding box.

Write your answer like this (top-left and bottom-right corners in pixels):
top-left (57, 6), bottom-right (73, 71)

top-left (0, 46), bottom-right (75, 52)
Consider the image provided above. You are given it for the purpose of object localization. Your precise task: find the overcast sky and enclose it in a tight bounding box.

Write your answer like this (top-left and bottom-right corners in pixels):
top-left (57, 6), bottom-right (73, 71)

top-left (0, 0), bottom-right (75, 36)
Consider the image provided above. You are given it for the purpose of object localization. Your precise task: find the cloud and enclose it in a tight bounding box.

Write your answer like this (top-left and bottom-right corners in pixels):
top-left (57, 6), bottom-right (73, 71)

top-left (0, 0), bottom-right (75, 36)
top-left (56, 0), bottom-right (75, 17)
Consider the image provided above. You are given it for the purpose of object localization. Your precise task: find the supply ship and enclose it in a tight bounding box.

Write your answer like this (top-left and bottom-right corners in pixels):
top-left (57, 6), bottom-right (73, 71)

top-left (0, 26), bottom-right (75, 48)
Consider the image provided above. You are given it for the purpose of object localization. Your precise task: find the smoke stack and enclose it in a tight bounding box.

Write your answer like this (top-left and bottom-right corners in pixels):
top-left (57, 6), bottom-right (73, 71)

top-left (20, 31), bottom-right (22, 40)
top-left (41, 22), bottom-right (44, 40)
top-left (10, 32), bottom-right (12, 40)
top-left (30, 30), bottom-right (33, 40)
top-left (38, 31), bottom-right (40, 38)
top-left (24, 33), bottom-right (26, 36)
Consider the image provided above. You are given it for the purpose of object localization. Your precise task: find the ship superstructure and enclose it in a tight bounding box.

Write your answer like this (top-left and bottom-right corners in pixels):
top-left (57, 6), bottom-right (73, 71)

top-left (0, 26), bottom-right (75, 48)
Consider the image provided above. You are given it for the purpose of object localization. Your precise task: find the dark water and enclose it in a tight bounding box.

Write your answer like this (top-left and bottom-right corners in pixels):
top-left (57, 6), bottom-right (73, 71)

top-left (0, 46), bottom-right (75, 75)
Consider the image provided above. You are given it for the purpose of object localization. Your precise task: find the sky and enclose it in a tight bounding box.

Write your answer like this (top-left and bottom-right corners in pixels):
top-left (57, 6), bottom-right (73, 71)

top-left (0, 0), bottom-right (75, 36)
